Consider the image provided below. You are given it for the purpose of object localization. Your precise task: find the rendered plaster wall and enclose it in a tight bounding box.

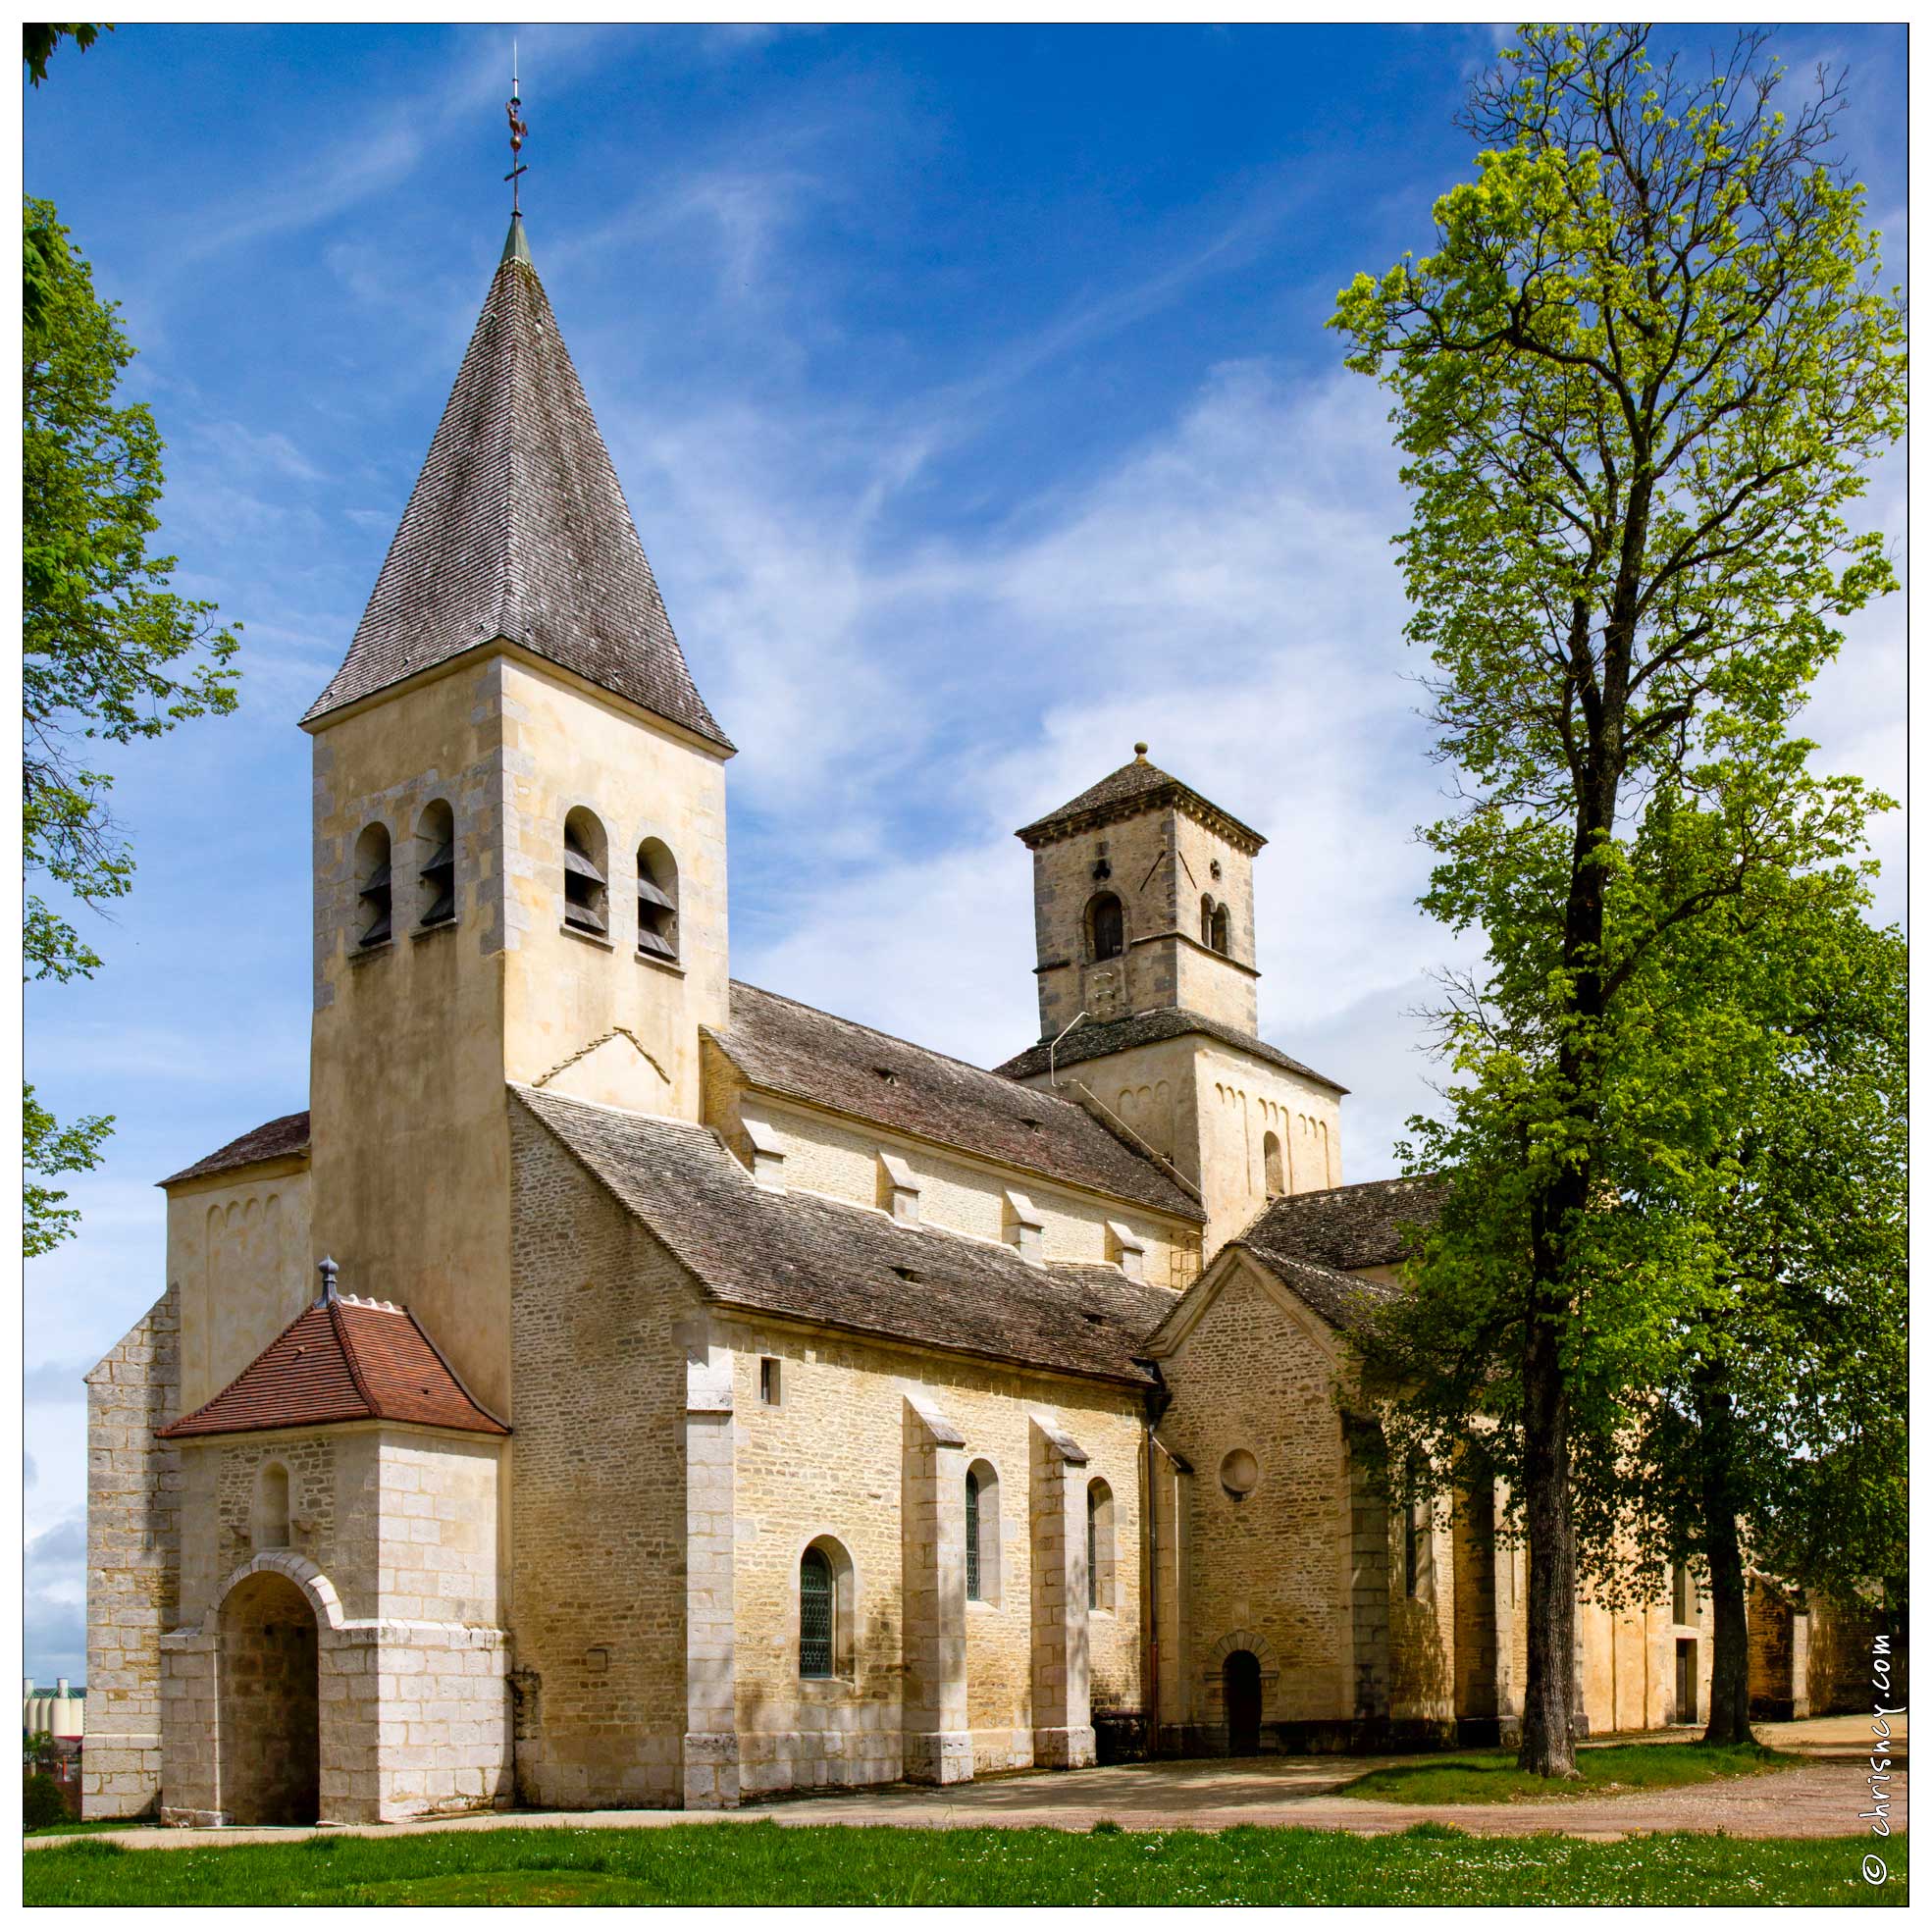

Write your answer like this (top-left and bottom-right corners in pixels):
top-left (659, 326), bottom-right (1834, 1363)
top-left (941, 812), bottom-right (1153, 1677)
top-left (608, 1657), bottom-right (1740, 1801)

top-left (168, 1161), bottom-right (314, 1413)
top-left (307, 648), bottom-right (729, 1419)
top-left (701, 1061), bottom-right (1192, 1286)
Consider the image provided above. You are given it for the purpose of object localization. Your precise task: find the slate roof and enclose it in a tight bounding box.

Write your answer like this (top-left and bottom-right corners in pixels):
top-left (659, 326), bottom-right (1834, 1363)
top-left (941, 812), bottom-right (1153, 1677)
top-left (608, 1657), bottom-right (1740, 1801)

top-left (160, 1111), bottom-right (312, 1188)
top-left (514, 1085), bottom-right (1177, 1385)
top-left (1016, 750), bottom-right (1265, 853)
top-left (303, 217), bottom-right (730, 751)
top-left (158, 1294), bottom-right (507, 1440)
top-left (708, 981), bottom-right (1203, 1223)
top-left (1225, 1245), bottom-right (1402, 1340)
top-left (995, 1007), bottom-right (1346, 1095)
top-left (1236, 1174), bottom-right (1448, 1274)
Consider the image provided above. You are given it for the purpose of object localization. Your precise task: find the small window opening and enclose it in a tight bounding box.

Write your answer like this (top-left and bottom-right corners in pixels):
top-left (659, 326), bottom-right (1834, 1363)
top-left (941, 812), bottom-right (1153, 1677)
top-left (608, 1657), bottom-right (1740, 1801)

top-left (1087, 1478), bottom-right (1116, 1612)
top-left (636, 837), bottom-right (679, 961)
top-left (563, 809), bottom-right (608, 935)
top-left (417, 799), bottom-right (455, 927)
top-left (873, 1066), bottom-right (898, 1084)
top-left (1088, 891), bottom-right (1124, 962)
top-left (254, 1461), bottom-right (290, 1550)
top-left (355, 822), bottom-right (392, 947)
top-left (759, 1357), bottom-right (781, 1406)
top-left (1263, 1130), bottom-right (1284, 1198)
top-left (1201, 893), bottom-right (1216, 945)
top-left (800, 1547), bottom-right (833, 1676)
top-left (1210, 902), bottom-right (1230, 955)
top-left (1672, 1561), bottom-right (1696, 1625)
top-left (892, 1265), bottom-right (918, 1282)
top-left (966, 1467), bottom-right (982, 1601)
top-left (1405, 1500), bottom-right (1429, 1598)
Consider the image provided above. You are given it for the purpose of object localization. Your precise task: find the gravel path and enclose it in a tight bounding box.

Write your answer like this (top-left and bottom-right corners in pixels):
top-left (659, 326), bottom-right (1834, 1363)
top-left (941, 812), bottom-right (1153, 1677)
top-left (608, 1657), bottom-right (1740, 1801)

top-left (29, 1718), bottom-right (1903, 1852)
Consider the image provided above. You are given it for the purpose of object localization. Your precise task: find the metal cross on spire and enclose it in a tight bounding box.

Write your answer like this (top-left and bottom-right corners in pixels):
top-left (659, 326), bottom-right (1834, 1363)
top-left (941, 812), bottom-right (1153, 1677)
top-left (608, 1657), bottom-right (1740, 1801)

top-left (505, 40), bottom-right (528, 215)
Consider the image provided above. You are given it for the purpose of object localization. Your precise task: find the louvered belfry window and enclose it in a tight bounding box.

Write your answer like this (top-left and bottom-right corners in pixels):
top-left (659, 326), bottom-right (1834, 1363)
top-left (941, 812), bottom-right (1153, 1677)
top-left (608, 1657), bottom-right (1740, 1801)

top-left (966, 1469), bottom-right (982, 1601)
top-left (563, 816), bottom-right (608, 935)
top-left (356, 824), bottom-right (392, 947)
top-left (799, 1547), bottom-right (834, 1677)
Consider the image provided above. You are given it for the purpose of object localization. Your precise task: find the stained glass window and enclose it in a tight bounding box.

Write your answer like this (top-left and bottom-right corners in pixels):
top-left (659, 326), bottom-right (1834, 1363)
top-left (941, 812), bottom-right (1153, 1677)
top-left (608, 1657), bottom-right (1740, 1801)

top-left (800, 1547), bottom-right (833, 1677)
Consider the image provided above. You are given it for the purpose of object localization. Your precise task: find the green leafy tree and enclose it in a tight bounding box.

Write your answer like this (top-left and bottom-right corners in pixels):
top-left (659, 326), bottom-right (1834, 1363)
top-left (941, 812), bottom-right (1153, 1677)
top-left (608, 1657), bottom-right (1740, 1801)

top-left (1332, 26), bottom-right (1904, 1773)
top-left (23, 24), bottom-right (109, 87)
top-left (1565, 821), bottom-right (1906, 1745)
top-left (24, 196), bottom-right (240, 1255)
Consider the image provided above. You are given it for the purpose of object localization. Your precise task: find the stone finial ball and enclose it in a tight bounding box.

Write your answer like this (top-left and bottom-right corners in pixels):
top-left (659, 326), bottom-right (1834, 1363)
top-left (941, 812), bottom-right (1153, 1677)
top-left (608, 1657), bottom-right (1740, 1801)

top-left (1133, 741), bottom-right (1149, 757)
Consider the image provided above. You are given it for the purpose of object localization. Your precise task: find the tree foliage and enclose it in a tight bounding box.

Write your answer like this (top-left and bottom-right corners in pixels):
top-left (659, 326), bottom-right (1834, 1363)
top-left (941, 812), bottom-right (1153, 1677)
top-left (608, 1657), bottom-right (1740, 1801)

top-left (23, 195), bottom-right (241, 1254)
top-left (1332, 25), bottom-right (1904, 1773)
top-left (23, 24), bottom-right (109, 88)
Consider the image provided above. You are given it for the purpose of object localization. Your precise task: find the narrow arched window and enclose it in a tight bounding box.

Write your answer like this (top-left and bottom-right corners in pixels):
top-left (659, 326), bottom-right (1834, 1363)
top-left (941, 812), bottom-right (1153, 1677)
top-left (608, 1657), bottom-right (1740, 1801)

top-left (637, 838), bottom-right (679, 962)
top-left (1263, 1130), bottom-right (1284, 1198)
top-left (1087, 1477), bottom-right (1116, 1613)
top-left (1211, 903), bottom-right (1230, 955)
top-left (1201, 894), bottom-right (1216, 945)
top-left (563, 808), bottom-right (608, 936)
top-left (966, 1467), bottom-right (982, 1601)
top-left (800, 1547), bottom-right (833, 1676)
top-left (354, 823), bottom-right (392, 947)
top-left (1088, 891), bottom-right (1124, 962)
top-left (255, 1462), bottom-right (290, 1550)
top-left (417, 799), bottom-right (455, 927)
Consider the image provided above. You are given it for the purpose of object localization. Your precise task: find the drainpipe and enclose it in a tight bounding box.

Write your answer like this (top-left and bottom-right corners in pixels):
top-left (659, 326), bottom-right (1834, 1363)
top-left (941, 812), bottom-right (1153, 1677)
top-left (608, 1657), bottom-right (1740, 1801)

top-left (1140, 1365), bottom-right (1187, 1760)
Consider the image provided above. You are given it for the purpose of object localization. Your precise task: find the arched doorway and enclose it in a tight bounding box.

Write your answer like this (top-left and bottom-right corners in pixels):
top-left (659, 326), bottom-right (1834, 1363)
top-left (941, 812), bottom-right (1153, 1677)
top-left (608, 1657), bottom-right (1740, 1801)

top-left (1223, 1649), bottom-right (1262, 1755)
top-left (218, 1570), bottom-right (320, 1824)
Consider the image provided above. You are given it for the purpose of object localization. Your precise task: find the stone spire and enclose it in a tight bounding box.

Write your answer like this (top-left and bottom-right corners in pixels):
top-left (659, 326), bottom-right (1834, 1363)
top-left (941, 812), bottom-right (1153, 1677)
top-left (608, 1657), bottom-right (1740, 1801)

top-left (304, 223), bottom-right (731, 751)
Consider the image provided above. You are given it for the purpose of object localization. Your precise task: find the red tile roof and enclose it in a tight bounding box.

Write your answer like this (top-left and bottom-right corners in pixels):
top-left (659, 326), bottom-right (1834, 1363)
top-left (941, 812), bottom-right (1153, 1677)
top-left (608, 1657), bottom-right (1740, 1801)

top-left (157, 1295), bottom-right (507, 1440)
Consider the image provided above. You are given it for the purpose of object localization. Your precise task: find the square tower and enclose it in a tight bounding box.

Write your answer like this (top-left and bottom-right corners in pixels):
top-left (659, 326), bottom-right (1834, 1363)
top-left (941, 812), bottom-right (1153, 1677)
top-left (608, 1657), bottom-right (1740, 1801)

top-left (300, 215), bottom-right (733, 1416)
top-left (1018, 744), bottom-right (1264, 1039)
top-left (1003, 746), bottom-right (1346, 1255)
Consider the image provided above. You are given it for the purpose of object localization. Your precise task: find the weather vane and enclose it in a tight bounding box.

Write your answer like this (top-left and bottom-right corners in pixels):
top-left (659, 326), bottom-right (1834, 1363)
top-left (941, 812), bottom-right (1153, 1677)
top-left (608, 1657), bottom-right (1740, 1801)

top-left (505, 41), bottom-right (528, 216)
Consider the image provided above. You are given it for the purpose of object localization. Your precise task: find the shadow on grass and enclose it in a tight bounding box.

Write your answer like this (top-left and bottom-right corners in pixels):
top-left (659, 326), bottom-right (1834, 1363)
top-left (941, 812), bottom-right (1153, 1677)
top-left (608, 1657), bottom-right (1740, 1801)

top-left (1339, 1740), bottom-right (1799, 1806)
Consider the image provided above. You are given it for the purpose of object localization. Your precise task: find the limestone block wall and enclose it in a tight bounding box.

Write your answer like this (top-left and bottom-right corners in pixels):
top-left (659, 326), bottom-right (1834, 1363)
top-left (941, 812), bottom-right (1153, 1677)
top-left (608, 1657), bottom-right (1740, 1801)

top-left (506, 1104), bottom-right (696, 1807)
top-left (703, 1069), bottom-right (1190, 1286)
top-left (82, 1288), bottom-right (183, 1819)
top-left (721, 1312), bottom-right (1144, 1795)
top-left (1146, 1258), bottom-right (1358, 1746)
top-left (168, 1161), bottom-right (313, 1413)
top-left (1386, 1496), bottom-right (1455, 1732)
top-left (1806, 1589), bottom-right (1895, 1715)
top-left (1027, 794), bottom-right (1262, 1039)
top-left (159, 1552), bottom-right (510, 1826)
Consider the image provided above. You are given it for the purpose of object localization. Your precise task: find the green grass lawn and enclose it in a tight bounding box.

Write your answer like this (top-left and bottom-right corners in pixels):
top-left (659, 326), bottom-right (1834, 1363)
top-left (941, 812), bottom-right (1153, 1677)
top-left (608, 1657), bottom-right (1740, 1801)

top-left (22, 1821), bottom-right (1906, 1906)
top-left (1340, 1739), bottom-right (1799, 1806)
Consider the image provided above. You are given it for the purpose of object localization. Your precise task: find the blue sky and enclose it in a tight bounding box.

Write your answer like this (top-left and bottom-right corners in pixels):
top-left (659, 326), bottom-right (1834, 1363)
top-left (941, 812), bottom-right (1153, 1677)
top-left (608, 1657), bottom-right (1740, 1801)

top-left (22, 23), bottom-right (1906, 1680)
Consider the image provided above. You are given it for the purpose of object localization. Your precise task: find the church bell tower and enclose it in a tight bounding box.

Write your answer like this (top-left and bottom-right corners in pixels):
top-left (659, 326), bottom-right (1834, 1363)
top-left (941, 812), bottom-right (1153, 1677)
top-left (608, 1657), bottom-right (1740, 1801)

top-left (1000, 745), bottom-right (1346, 1257)
top-left (299, 213), bottom-right (733, 1414)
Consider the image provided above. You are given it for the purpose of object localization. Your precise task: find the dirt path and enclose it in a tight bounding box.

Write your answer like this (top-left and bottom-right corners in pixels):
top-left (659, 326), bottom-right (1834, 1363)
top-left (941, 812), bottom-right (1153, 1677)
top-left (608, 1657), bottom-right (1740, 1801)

top-left (30, 1718), bottom-right (1903, 1852)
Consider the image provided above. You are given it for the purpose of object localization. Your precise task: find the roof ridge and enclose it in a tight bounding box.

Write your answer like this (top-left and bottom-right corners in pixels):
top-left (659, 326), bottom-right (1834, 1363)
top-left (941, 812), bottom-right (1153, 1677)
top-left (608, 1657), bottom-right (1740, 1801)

top-left (327, 1298), bottom-right (381, 1417)
top-left (398, 1305), bottom-right (511, 1434)
top-left (725, 980), bottom-right (1095, 1121)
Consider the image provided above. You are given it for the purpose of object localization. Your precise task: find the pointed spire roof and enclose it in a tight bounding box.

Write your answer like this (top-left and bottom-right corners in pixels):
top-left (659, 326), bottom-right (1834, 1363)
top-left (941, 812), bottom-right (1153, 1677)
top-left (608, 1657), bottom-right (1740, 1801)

top-left (1015, 743), bottom-right (1266, 853)
top-left (304, 219), bottom-right (731, 750)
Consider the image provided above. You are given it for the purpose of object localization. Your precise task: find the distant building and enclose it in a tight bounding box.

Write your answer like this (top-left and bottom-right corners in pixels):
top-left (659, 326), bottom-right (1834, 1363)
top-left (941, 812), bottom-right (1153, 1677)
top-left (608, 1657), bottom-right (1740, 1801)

top-left (23, 1678), bottom-right (83, 1744)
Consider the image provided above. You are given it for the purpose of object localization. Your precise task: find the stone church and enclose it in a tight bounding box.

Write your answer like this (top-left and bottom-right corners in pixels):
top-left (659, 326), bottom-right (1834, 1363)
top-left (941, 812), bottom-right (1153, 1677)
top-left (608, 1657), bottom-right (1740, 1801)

top-left (83, 213), bottom-right (1733, 1827)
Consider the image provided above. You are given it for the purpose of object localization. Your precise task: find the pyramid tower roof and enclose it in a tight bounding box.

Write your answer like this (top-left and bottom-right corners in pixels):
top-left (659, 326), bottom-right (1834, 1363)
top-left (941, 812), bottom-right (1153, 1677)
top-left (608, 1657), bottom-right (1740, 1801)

top-left (304, 216), bottom-right (730, 750)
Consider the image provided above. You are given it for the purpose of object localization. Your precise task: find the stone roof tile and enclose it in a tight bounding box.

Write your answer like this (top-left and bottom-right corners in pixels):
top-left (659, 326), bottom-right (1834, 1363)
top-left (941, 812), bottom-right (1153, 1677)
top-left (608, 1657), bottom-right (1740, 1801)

top-left (159, 1111), bottom-right (311, 1188)
top-left (1237, 1173), bottom-right (1448, 1274)
top-left (302, 219), bottom-right (730, 751)
top-left (514, 1085), bottom-right (1175, 1385)
top-left (1016, 750), bottom-right (1264, 853)
top-left (995, 1007), bottom-right (1346, 1095)
top-left (710, 981), bottom-right (1203, 1223)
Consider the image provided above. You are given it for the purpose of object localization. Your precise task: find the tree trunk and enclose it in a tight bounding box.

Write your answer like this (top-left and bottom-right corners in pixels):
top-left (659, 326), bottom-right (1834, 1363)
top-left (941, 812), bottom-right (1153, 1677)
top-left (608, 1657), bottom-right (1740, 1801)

top-left (1696, 1367), bottom-right (1754, 1746)
top-left (1516, 1287), bottom-right (1580, 1775)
